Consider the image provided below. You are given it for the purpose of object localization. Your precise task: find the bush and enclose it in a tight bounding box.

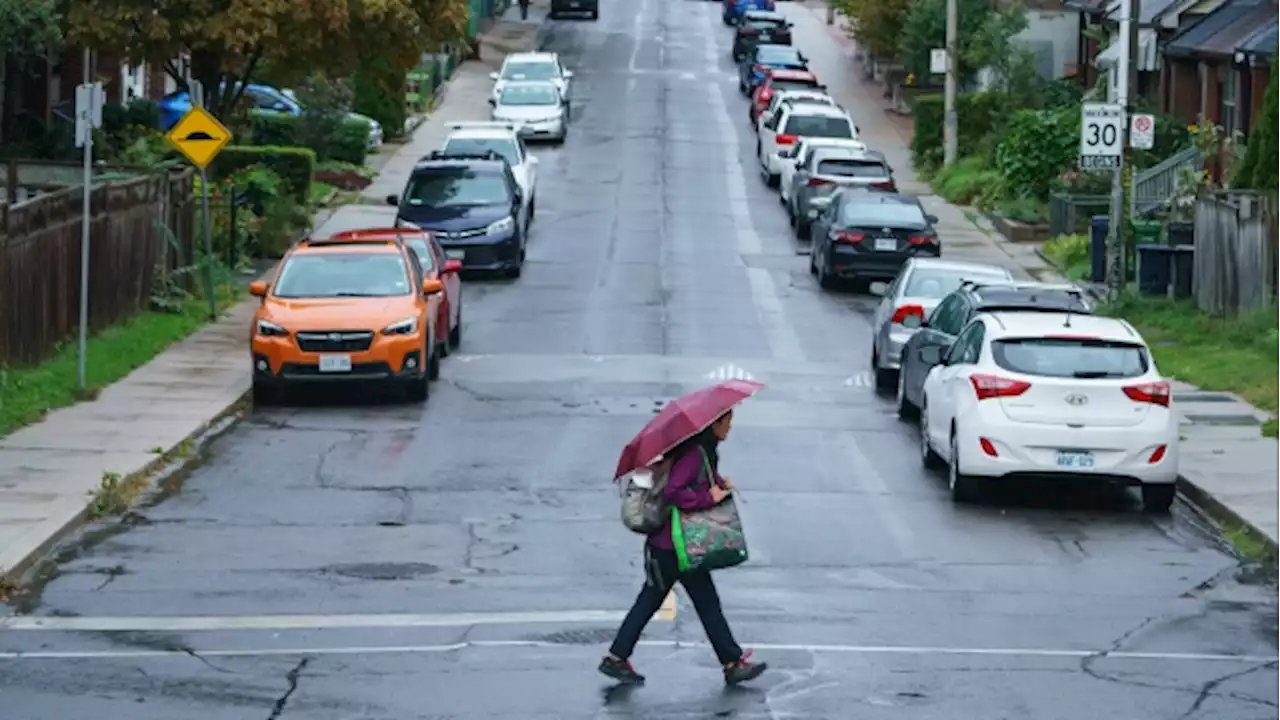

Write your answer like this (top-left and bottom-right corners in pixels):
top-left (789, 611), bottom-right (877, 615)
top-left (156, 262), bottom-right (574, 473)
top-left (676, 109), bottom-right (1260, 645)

top-left (996, 196), bottom-right (1047, 224)
top-left (1042, 233), bottom-right (1090, 280)
top-left (911, 92), bottom-right (1006, 172)
top-left (331, 117), bottom-right (370, 165)
top-left (246, 113), bottom-right (368, 165)
top-left (354, 56), bottom-right (407, 140)
top-left (993, 107), bottom-right (1078, 200)
top-left (932, 156), bottom-right (1004, 205)
top-left (209, 145), bottom-right (315, 204)
top-left (101, 100), bottom-right (161, 133)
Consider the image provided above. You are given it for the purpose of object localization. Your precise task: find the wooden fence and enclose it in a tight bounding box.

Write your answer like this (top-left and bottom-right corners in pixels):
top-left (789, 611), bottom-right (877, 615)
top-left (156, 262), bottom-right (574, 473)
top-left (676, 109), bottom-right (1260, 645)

top-left (1192, 191), bottom-right (1279, 316)
top-left (0, 168), bottom-right (196, 365)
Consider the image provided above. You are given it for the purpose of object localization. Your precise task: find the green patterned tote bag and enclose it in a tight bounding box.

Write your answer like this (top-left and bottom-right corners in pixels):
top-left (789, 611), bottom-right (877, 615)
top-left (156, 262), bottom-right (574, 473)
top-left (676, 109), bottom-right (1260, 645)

top-left (670, 450), bottom-right (749, 572)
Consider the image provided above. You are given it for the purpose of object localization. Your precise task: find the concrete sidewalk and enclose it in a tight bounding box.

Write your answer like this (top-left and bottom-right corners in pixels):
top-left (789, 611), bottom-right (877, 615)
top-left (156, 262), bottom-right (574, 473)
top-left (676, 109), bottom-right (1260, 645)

top-left (794, 1), bottom-right (1279, 554)
top-left (0, 11), bottom-right (552, 590)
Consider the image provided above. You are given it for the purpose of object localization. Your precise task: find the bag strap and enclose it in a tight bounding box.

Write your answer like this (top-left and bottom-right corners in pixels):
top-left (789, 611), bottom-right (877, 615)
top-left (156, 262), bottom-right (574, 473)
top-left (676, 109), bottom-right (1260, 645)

top-left (696, 447), bottom-right (716, 488)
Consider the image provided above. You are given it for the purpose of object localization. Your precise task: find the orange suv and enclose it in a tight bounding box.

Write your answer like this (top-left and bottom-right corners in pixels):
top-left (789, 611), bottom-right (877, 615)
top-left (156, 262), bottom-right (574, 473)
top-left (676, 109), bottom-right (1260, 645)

top-left (248, 233), bottom-right (444, 404)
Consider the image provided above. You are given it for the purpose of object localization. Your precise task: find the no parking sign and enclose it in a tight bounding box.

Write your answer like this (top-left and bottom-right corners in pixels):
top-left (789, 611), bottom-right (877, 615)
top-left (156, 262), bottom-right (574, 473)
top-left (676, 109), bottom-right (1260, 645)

top-left (1130, 114), bottom-right (1155, 150)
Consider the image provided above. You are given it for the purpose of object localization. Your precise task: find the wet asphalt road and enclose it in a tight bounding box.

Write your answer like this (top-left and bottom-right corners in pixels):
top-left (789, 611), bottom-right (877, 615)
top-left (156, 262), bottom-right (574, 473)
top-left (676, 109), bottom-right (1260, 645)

top-left (2, 1), bottom-right (1277, 718)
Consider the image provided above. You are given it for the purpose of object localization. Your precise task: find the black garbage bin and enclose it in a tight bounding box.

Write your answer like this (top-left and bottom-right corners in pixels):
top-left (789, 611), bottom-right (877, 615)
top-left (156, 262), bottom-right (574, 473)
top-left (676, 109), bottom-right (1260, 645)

top-left (1171, 245), bottom-right (1195, 298)
top-left (1167, 220), bottom-right (1194, 247)
top-left (1089, 215), bottom-right (1109, 283)
top-left (1137, 244), bottom-right (1175, 296)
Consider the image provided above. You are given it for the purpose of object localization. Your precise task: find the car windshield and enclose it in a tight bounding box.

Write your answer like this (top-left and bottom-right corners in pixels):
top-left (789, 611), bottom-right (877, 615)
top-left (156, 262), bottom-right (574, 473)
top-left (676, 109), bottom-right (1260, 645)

top-left (904, 268), bottom-right (1007, 299)
top-left (402, 239), bottom-right (436, 272)
top-left (816, 158), bottom-right (888, 177)
top-left (273, 252), bottom-right (411, 298)
top-left (502, 61), bottom-right (558, 81)
top-left (992, 337), bottom-right (1149, 379)
top-left (442, 137), bottom-right (520, 166)
top-left (756, 47), bottom-right (803, 65)
top-left (773, 81), bottom-right (821, 93)
top-left (499, 84), bottom-right (559, 106)
top-left (403, 169), bottom-right (511, 207)
top-left (839, 200), bottom-right (926, 227)
top-left (783, 114), bottom-right (852, 138)
top-left (746, 17), bottom-right (786, 29)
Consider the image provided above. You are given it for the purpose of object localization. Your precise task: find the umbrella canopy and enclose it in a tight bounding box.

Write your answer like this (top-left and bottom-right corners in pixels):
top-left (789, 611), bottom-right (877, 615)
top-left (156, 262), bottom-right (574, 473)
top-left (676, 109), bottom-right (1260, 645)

top-left (614, 379), bottom-right (765, 480)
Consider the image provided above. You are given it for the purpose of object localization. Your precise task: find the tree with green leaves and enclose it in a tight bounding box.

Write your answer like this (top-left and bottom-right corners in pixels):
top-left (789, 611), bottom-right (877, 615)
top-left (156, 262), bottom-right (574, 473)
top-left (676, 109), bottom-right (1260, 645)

top-left (62, 0), bottom-right (469, 120)
top-left (1233, 59), bottom-right (1277, 190)
top-left (831, 0), bottom-right (914, 60)
top-left (0, 0), bottom-right (62, 142)
top-left (898, 0), bottom-right (1041, 98)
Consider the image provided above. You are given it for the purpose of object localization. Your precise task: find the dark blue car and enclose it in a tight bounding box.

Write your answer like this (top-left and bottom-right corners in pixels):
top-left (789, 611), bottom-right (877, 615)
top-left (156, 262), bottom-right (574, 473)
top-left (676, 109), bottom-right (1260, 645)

top-left (387, 152), bottom-right (529, 279)
top-left (722, 0), bottom-right (776, 25)
top-left (738, 44), bottom-right (808, 96)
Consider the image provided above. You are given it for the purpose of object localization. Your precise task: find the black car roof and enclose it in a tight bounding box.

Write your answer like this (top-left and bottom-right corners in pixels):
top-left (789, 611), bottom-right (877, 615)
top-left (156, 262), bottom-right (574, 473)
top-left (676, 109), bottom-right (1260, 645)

top-left (969, 286), bottom-right (1093, 313)
top-left (412, 150), bottom-right (509, 171)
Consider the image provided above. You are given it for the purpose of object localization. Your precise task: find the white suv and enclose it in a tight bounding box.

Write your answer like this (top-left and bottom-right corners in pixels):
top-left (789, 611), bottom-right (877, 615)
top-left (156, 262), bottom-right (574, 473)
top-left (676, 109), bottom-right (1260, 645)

top-left (918, 311), bottom-right (1179, 510)
top-left (757, 104), bottom-right (857, 188)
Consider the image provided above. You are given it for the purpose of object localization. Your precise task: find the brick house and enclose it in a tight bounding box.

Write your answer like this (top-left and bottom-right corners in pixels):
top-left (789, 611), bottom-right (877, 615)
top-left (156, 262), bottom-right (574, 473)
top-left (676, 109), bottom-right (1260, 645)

top-left (1161, 0), bottom-right (1277, 136)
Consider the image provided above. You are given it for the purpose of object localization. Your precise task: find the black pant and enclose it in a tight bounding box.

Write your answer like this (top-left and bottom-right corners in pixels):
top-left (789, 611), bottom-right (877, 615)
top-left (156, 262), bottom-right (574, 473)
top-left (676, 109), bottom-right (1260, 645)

top-left (609, 545), bottom-right (744, 665)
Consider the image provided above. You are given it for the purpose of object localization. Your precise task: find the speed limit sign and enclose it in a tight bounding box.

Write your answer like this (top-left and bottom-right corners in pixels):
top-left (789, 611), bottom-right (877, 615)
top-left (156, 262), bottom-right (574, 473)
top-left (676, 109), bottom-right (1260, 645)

top-left (1079, 103), bottom-right (1124, 170)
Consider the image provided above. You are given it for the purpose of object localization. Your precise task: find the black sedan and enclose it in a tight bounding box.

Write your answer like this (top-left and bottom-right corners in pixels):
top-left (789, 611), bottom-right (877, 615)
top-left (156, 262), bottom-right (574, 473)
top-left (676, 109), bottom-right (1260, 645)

top-left (808, 190), bottom-right (940, 292)
top-left (732, 11), bottom-right (792, 62)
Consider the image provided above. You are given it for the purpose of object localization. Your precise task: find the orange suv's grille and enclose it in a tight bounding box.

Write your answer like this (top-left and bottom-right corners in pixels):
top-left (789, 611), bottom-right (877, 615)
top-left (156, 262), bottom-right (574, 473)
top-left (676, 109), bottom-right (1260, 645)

top-left (295, 331), bottom-right (375, 352)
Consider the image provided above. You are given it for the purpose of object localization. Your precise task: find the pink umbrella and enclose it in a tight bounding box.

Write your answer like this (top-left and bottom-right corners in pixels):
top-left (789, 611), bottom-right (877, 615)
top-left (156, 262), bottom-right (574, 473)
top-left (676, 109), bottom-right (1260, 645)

top-left (614, 379), bottom-right (765, 481)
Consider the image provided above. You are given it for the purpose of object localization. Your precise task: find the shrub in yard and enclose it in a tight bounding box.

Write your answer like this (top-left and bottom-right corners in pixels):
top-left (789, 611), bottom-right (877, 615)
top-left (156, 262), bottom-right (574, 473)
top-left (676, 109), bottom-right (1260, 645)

top-left (354, 55), bottom-right (408, 140)
top-left (246, 112), bottom-right (369, 165)
top-left (1041, 232), bottom-right (1090, 279)
top-left (932, 156), bottom-right (1004, 205)
top-left (996, 196), bottom-right (1047, 224)
top-left (993, 107), bottom-right (1077, 200)
top-left (912, 92), bottom-right (1006, 171)
top-left (331, 117), bottom-right (371, 165)
top-left (210, 146), bottom-right (315, 204)
top-left (101, 100), bottom-right (161, 132)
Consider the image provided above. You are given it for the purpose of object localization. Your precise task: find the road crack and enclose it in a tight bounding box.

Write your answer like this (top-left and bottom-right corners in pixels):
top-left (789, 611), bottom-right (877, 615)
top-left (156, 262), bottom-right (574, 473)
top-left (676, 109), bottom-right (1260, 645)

top-left (266, 658), bottom-right (310, 720)
top-left (1177, 660), bottom-right (1279, 718)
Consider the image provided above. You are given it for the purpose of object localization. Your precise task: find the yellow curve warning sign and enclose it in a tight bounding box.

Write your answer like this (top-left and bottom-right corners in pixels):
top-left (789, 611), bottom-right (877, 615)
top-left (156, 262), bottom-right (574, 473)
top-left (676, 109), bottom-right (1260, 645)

top-left (165, 107), bottom-right (231, 170)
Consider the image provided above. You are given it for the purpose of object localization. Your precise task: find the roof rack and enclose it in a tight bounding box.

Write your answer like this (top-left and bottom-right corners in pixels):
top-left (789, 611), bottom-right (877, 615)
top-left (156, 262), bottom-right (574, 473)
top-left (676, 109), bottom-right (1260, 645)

top-left (445, 121), bottom-right (521, 132)
top-left (418, 150), bottom-right (507, 163)
top-left (303, 235), bottom-right (404, 247)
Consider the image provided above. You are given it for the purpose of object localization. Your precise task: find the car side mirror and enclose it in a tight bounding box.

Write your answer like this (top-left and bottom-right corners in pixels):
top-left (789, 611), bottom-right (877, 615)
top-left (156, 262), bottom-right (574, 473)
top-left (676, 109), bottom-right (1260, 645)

top-left (248, 280), bottom-right (268, 298)
top-left (918, 345), bottom-right (943, 365)
top-left (563, 70), bottom-right (574, 79)
top-left (529, 156), bottom-right (539, 165)
top-left (423, 278), bottom-right (444, 295)
top-left (488, 97), bottom-right (496, 106)
top-left (443, 259), bottom-right (463, 274)
top-left (926, 214), bottom-right (939, 224)
top-left (489, 72), bottom-right (500, 80)
top-left (385, 194), bottom-right (399, 206)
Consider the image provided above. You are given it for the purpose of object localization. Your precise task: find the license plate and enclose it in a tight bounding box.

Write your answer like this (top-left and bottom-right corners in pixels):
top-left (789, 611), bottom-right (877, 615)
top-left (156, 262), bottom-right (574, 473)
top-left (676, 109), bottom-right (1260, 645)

top-left (446, 250), bottom-right (465, 260)
top-left (759, 33), bottom-right (771, 40)
top-left (318, 355), bottom-right (352, 373)
top-left (874, 238), bottom-right (897, 251)
top-left (1056, 450), bottom-right (1095, 469)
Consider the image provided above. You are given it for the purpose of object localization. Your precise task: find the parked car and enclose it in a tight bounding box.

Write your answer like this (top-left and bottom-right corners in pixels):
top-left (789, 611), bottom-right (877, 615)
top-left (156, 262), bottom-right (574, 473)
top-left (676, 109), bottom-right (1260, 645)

top-left (550, 0), bottom-right (598, 19)
top-left (738, 44), bottom-right (808, 96)
top-left (869, 258), bottom-right (1014, 391)
top-left (749, 71), bottom-right (825, 124)
top-left (757, 103), bottom-right (856, 186)
top-left (159, 83), bottom-right (383, 149)
top-left (328, 227), bottom-right (464, 353)
top-left (488, 81), bottom-right (568, 144)
top-left (440, 121), bottom-right (540, 218)
top-left (247, 233), bottom-right (442, 404)
top-left (783, 145), bottom-right (892, 239)
top-left (723, 0), bottom-right (777, 25)
top-left (489, 53), bottom-right (573, 107)
top-left (386, 151), bottom-right (529, 278)
top-left (808, 190), bottom-right (940, 291)
top-left (732, 11), bottom-right (792, 61)
top-left (754, 89), bottom-right (835, 134)
top-left (917, 311), bottom-right (1178, 511)
top-left (896, 280), bottom-right (1094, 421)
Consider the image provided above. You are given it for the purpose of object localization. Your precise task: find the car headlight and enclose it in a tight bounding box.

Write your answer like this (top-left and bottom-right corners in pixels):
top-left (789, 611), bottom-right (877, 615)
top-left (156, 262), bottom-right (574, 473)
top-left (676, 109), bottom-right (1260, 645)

top-left (256, 318), bottom-right (287, 337)
top-left (382, 316), bottom-right (418, 336)
top-left (486, 216), bottom-right (515, 235)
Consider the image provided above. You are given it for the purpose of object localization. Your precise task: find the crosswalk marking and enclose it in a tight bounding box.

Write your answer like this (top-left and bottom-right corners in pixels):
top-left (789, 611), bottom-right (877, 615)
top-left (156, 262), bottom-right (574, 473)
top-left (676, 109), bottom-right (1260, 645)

top-left (706, 364), bottom-right (754, 381)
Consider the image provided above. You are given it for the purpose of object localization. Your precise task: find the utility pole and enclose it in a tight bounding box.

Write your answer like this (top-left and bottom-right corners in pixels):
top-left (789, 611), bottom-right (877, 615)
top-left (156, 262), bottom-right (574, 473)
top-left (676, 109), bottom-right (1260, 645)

top-left (942, 0), bottom-right (958, 166)
top-left (1105, 0), bottom-right (1139, 299)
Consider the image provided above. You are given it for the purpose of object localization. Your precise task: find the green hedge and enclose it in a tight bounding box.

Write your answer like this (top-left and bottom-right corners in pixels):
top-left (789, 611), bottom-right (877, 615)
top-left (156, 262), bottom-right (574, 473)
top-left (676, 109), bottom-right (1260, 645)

top-left (209, 145), bottom-right (315, 204)
top-left (911, 92), bottom-right (1007, 171)
top-left (101, 100), bottom-right (161, 132)
top-left (354, 56), bottom-right (407, 140)
top-left (247, 113), bottom-right (369, 165)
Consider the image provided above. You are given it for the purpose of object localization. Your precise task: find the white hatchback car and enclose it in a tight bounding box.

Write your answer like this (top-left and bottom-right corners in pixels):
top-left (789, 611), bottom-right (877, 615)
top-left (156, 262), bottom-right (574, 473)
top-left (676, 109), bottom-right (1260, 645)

top-left (440, 122), bottom-right (539, 217)
top-left (757, 104), bottom-right (857, 187)
top-left (917, 311), bottom-right (1179, 510)
top-left (489, 53), bottom-right (573, 106)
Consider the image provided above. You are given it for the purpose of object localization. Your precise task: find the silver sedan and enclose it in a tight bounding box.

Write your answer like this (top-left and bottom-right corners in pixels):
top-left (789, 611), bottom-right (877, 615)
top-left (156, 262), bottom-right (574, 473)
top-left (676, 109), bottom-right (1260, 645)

top-left (869, 257), bottom-right (1013, 391)
top-left (489, 81), bottom-right (568, 144)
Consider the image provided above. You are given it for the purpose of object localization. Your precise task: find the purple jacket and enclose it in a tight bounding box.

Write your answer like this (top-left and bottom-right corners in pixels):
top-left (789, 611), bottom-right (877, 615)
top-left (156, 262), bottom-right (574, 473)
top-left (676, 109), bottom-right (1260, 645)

top-left (647, 447), bottom-right (723, 550)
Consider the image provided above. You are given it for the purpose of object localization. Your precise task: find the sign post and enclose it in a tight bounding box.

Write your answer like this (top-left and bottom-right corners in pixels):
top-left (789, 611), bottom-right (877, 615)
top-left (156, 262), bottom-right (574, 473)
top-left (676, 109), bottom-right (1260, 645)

top-left (163, 89), bottom-right (231, 321)
top-left (74, 48), bottom-right (103, 392)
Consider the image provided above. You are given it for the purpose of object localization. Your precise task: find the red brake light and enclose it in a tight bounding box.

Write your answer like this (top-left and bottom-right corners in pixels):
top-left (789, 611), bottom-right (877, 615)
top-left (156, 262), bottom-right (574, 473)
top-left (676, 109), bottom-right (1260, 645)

top-left (807, 177), bottom-right (833, 187)
top-left (1123, 381), bottom-right (1170, 407)
top-left (871, 181), bottom-right (897, 191)
top-left (907, 234), bottom-right (936, 246)
top-left (979, 438), bottom-right (998, 457)
top-left (969, 374), bottom-right (1031, 401)
top-left (835, 231), bottom-right (864, 245)
top-left (742, 27), bottom-right (759, 34)
top-left (775, 133), bottom-right (797, 145)
top-left (890, 304), bottom-right (925, 324)
top-left (1148, 445), bottom-right (1167, 464)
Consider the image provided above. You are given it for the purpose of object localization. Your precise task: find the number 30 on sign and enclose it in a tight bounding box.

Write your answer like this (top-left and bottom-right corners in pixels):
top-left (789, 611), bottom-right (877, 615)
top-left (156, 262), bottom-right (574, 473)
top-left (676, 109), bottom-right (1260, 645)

top-left (1079, 103), bottom-right (1124, 170)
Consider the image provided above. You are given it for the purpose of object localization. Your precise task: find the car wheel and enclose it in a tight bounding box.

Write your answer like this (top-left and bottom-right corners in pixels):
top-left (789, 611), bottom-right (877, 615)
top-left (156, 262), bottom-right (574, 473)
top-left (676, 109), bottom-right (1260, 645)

top-left (920, 401), bottom-right (945, 470)
top-left (808, 248), bottom-right (817, 275)
top-left (529, 195), bottom-right (536, 220)
top-left (796, 218), bottom-right (810, 240)
top-left (406, 371), bottom-right (429, 402)
top-left (428, 339), bottom-right (442, 381)
top-left (252, 380), bottom-right (278, 406)
top-left (1141, 484), bottom-right (1177, 513)
top-left (948, 430), bottom-right (981, 502)
top-left (872, 347), bottom-right (896, 394)
top-left (849, 278), bottom-right (870, 294)
top-left (817, 253), bottom-right (836, 290)
top-left (591, 9), bottom-right (599, 18)
top-left (505, 263), bottom-right (522, 279)
top-left (896, 366), bottom-right (919, 421)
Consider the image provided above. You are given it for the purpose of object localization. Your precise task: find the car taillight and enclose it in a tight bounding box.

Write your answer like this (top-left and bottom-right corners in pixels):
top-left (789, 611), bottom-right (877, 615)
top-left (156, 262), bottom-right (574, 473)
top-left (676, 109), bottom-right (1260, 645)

top-left (871, 181), bottom-right (897, 191)
top-left (890, 304), bottom-right (925, 324)
top-left (753, 64), bottom-right (766, 73)
top-left (807, 177), bottom-right (833, 187)
top-left (760, 89), bottom-right (773, 102)
top-left (1148, 445), bottom-right (1167, 464)
top-left (834, 231), bottom-right (864, 245)
top-left (742, 27), bottom-right (759, 35)
top-left (907, 234), bottom-right (936, 246)
top-left (979, 438), bottom-right (998, 457)
top-left (969, 374), bottom-right (1031, 401)
top-left (1123, 381), bottom-right (1170, 407)
top-left (776, 133), bottom-right (797, 145)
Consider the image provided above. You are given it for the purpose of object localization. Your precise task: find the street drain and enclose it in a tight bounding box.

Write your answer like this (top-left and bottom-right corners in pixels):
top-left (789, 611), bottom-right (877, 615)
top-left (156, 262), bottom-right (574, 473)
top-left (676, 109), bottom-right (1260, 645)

top-left (323, 562), bottom-right (439, 580)
top-left (524, 628), bottom-right (616, 645)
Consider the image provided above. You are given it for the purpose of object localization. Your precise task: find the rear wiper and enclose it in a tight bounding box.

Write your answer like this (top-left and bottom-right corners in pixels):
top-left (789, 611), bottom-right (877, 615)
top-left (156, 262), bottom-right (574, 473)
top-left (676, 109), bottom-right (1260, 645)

top-left (1071, 370), bottom-right (1115, 379)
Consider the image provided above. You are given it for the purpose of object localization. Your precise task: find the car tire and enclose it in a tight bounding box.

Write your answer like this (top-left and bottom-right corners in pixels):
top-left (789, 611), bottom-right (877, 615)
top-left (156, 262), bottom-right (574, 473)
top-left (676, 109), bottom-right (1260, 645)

top-left (1141, 484), bottom-right (1177, 513)
top-left (817, 253), bottom-right (836, 290)
top-left (849, 278), bottom-right (870, 294)
top-left (948, 430), bottom-right (981, 502)
top-left (428, 339), bottom-right (442, 381)
top-left (530, 195), bottom-right (536, 220)
top-left (796, 218), bottom-right (810, 240)
top-left (896, 367), bottom-right (919, 421)
top-left (872, 347), bottom-right (896, 394)
top-left (252, 380), bottom-right (278, 407)
top-left (505, 263), bottom-right (522, 279)
top-left (591, 9), bottom-right (599, 18)
top-left (450, 305), bottom-right (462, 348)
top-left (406, 371), bottom-right (429, 403)
top-left (919, 401), bottom-right (945, 470)
top-left (808, 249), bottom-right (817, 275)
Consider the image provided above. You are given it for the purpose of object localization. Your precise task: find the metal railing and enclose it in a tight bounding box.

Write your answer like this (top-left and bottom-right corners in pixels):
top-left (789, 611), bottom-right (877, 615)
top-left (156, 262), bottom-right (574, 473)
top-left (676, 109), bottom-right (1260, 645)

top-left (1134, 146), bottom-right (1200, 216)
top-left (1048, 194), bottom-right (1111, 238)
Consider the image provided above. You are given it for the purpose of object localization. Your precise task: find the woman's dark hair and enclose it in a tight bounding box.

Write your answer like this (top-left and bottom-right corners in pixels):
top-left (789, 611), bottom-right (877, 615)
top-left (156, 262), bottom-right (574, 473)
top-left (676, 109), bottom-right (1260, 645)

top-left (670, 411), bottom-right (728, 471)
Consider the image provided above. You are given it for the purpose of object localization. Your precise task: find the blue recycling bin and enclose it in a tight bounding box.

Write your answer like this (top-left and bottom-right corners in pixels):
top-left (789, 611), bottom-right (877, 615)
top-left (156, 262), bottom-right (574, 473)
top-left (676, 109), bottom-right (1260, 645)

top-left (1136, 244), bottom-right (1175, 296)
top-left (1089, 215), bottom-right (1109, 283)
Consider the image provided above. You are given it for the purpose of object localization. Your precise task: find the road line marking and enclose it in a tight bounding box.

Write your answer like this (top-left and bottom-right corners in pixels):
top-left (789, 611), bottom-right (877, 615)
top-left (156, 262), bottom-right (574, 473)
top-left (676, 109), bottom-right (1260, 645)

top-left (0, 639), bottom-right (1272, 663)
top-left (0, 610), bottom-right (662, 632)
top-left (657, 591), bottom-right (677, 620)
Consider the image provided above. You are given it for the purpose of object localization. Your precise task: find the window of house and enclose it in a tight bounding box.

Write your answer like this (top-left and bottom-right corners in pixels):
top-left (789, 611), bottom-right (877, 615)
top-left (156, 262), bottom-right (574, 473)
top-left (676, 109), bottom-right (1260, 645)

top-left (1220, 66), bottom-right (1237, 136)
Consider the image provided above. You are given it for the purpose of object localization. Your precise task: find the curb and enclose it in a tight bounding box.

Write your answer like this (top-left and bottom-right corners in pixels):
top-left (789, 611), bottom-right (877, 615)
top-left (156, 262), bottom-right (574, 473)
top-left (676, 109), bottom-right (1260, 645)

top-left (1177, 474), bottom-right (1279, 558)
